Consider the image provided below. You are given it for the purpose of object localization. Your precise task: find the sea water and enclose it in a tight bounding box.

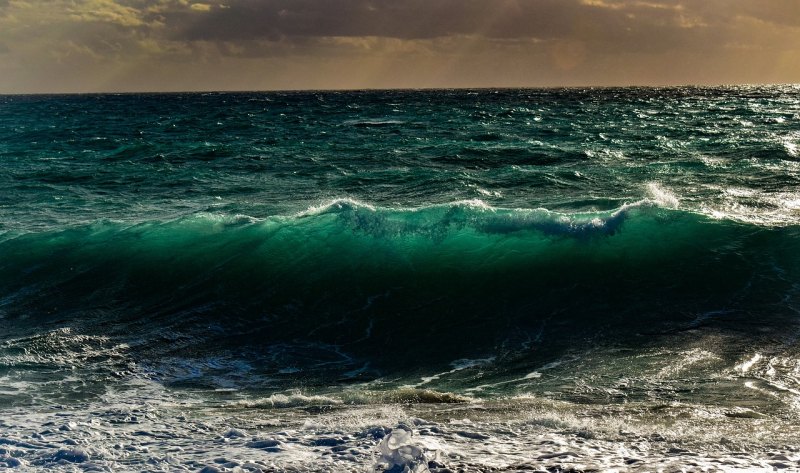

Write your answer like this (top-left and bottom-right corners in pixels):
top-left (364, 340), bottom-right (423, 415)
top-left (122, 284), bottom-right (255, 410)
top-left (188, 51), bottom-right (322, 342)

top-left (1, 87), bottom-right (800, 471)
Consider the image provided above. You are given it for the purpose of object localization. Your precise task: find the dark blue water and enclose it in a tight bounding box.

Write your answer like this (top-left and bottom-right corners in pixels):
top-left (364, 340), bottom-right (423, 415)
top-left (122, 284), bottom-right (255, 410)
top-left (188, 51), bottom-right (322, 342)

top-left (1, 87), bottom-right (800, 471)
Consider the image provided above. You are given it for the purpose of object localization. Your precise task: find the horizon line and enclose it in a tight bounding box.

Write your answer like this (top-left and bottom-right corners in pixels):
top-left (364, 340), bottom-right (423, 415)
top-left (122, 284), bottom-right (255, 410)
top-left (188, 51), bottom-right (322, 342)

top-left (2, 83), bottom-right (799, 96)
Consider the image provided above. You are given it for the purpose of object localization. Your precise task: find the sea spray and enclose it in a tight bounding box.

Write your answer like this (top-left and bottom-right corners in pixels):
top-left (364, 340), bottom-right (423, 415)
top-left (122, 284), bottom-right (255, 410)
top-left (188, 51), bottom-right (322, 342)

top-left (645, 182), bottom-right (680, 208)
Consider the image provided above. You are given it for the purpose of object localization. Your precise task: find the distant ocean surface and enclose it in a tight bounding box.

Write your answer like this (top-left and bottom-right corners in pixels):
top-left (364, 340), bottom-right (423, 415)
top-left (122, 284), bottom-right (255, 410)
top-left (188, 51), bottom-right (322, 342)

top-left (1, 87), bottom-right (800, 471)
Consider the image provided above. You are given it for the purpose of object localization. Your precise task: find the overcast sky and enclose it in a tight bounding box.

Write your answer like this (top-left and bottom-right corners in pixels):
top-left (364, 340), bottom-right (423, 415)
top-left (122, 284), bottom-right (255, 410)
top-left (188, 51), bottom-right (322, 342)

top-left (1, 0), bottom-right (799, 92)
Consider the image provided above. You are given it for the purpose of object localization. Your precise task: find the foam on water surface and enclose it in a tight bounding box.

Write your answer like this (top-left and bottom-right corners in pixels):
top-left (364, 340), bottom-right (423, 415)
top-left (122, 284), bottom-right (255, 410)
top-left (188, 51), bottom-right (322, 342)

top-left (4, 320), bottom-right (800, 471)
top-left (2, 385), bottom-right (799, 472)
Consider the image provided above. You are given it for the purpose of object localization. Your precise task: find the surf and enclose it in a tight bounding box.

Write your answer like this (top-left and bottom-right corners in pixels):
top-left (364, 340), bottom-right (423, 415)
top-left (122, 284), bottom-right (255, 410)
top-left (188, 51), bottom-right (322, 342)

top-left (1, 199), bottom-right (798, 375)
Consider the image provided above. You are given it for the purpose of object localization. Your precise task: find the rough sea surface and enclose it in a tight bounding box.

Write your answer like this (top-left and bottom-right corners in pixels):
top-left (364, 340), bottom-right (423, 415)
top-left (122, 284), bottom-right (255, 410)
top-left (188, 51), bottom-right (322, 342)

top-left (1, 87), bottom-right (800, 471)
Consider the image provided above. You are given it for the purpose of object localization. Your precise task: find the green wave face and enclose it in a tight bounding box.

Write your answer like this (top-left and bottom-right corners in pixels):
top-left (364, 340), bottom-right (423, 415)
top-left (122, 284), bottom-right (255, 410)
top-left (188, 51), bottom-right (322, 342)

top-left (2, 202), bottom-right (798, 376)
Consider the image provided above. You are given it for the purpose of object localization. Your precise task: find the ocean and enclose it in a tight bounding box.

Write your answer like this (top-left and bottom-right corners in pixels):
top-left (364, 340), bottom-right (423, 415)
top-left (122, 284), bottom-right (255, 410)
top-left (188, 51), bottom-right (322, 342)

top-left (1, 87), bottom-right (799, 471)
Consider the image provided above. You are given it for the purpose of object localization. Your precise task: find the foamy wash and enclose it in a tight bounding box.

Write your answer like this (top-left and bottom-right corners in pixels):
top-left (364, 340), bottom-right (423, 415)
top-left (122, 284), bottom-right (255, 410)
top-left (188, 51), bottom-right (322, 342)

top-left (1, 87), bottom-right (800, 471)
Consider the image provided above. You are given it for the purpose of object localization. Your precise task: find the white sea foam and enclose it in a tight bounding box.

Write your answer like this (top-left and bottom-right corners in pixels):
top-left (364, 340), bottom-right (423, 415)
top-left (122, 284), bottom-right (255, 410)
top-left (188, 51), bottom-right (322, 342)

top-left (466, 356), bottom-right (579, 393)
top-left (293, 193), bottom-right (692, 242)
top-left (700, 187), bottom-right (800, 226)
top-left (645, 182), bottom-right (680, 209)
top-left (0, 372), bottom-right (798, 472)
top-left (231, 391), bottom-right (344, 408)
top-left (407, 357), bottom-right (495, 388)
top-left (373, 425), bottom-right (431, 473)
top-left (735, 353), bottom-right (763, 374)
top-left (782, 134), bottom-right (799, 158)
top-left (656, 349), bottom-right (721, 379)
top-left (296, 197), bottom-right (377, 217)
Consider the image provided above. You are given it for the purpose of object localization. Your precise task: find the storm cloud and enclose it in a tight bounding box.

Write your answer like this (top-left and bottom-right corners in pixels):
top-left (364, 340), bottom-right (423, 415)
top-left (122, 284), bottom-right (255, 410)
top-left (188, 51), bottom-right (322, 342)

top-left (0, 0), bottom-right (798, 92)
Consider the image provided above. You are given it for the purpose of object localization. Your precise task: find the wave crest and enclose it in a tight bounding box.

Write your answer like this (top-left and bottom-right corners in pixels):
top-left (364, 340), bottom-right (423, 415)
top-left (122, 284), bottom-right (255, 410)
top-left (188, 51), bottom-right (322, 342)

top-left (294, 197), bottom-right (669, 240)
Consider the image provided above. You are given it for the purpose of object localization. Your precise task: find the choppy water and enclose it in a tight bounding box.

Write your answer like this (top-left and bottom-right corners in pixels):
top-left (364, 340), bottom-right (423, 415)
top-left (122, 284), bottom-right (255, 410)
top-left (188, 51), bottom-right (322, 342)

top-left (1, 87), bottom-right (800, 471)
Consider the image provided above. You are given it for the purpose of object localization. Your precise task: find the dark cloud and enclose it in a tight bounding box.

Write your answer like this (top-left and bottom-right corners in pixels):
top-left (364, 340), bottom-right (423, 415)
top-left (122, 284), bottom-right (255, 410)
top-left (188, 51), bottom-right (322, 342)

top-left (145, 0), bottom-right (787, 57)
top-left (0, 0), bottom-right (798, 92)
top-left (161, 0), bottom-right (640, 42)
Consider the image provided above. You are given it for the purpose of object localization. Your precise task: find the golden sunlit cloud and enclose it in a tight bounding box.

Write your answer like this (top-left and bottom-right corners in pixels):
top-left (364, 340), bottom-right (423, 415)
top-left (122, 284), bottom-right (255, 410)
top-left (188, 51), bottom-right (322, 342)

top-left (189, 3), bottom-right (212, 12)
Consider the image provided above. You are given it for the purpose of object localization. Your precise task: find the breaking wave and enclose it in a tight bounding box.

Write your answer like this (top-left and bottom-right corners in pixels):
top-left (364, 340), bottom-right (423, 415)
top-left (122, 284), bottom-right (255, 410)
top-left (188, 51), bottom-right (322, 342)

top-left (1, 199), bottom-right (798, 374)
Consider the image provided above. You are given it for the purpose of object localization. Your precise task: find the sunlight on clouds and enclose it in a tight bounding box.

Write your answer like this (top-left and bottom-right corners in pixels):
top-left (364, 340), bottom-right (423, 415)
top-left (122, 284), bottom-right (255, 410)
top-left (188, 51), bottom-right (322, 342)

top-left (582, 0), bottom-right (683, 11)
top-left (67, 0), bottom-right (144, 26)
top-left (580, 0), bottom-right (625, 9)
top-left (677, 14), bottom-right (708, 29)
top-left (0, 0), bottom-right (797, 92)
top-left (137, 37), bottom-right (192, 56)
top-left (321, 36), bottom-right (437, 55)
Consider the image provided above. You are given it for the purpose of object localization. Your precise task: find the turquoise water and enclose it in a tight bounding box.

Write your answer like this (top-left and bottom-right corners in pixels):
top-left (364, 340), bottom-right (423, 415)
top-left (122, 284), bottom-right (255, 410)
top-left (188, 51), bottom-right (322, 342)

top-left (1, 87), bottom-right (800, 471)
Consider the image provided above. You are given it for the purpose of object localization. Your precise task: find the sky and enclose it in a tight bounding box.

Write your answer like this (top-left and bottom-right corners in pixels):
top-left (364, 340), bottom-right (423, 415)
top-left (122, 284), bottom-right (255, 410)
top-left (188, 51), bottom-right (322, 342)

top-left (0, 0), bottom-right (799, 93)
